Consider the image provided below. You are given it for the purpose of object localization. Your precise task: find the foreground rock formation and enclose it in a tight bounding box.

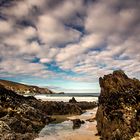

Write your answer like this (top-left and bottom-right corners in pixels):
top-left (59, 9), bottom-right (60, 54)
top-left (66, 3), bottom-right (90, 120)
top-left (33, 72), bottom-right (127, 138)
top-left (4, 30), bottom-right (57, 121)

top-left (96, 70), bottom-right (140, 140)
top-left (0, 85), bottom-right (97, 140)
top-left (0, 85), bottom-right (54, 140)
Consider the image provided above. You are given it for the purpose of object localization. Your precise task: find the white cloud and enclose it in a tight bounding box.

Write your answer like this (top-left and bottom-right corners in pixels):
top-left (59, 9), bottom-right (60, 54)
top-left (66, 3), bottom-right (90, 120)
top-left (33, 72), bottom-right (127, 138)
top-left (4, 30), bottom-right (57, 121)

top-left (50, 0), bottom-right (84, 20)
top-left (37, 15), bottom-right (81, 45)
top-left (2, 0), bottom-right (45, 18)
top-left (56, 33), bottom-right (103, 63)
top-left (0, 57), bottom-right (58, 79)
top-left (0, 0), bottom-right (140, 83)
top-left (0, 20), bottom-right (12, 33)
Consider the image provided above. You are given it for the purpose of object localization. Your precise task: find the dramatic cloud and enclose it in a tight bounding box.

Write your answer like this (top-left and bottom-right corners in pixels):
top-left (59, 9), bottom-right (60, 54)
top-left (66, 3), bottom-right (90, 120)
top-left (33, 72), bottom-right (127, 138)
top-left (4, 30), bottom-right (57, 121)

top-left (0, 0), bottom-right (140, 92)
top-left (37, 15), bottom-right (81, 45)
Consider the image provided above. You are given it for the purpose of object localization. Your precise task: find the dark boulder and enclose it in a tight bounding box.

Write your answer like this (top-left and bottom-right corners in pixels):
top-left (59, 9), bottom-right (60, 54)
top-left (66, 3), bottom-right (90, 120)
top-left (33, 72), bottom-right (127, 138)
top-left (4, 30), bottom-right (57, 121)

top-left (72, 119), bottom-right (85, 129)
top-left (69, 97), bottom-right (77, 103)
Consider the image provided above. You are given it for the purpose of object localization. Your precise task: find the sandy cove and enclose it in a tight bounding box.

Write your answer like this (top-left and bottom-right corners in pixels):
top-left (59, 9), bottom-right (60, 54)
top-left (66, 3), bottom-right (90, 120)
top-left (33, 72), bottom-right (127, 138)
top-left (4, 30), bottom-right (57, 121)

top-left (66, 107), bottom-right (100, 140)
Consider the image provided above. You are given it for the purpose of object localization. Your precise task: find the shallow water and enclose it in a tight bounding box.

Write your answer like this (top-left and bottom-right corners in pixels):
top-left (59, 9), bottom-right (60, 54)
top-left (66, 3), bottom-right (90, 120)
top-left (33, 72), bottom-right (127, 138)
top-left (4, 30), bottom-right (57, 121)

top-left (34, 93), bottom-right (99, 140)
top-left (35, 108), bottom-right (98, 140)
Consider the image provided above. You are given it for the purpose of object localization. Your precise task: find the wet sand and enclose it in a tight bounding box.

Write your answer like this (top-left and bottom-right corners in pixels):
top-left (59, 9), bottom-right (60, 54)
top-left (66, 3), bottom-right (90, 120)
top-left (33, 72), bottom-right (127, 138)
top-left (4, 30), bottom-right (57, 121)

top-left (62, 124), bottom-right (99, 140)
top-left (66, 107), bottom-right (100, 140)
top-left (64, 134), bottom-right (99, 140)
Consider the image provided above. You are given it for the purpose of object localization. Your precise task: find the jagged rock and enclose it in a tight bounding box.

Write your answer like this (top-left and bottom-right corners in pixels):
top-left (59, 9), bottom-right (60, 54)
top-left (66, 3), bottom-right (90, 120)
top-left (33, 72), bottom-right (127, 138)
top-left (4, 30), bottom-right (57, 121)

top-left (0, 121), bottom-right (11, 133)
top-left (96, 70), bottom-right (140, 140)
top-left (72, 119), bottom-right (85, 129)
top-left (69, 97), bottom-right (97, 110)
top-left (0, 86), bottom-right (54, 140)
top-left (69, 97), bottom-right (77, 103)
top-left (40, 101), bottom-right (83, 115)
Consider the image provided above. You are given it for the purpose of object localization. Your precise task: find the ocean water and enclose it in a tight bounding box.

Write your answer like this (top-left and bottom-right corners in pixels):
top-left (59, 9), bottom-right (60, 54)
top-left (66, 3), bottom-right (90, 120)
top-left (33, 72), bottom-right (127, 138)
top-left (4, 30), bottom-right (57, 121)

top-left (35, 93), bottom-right (99, 102)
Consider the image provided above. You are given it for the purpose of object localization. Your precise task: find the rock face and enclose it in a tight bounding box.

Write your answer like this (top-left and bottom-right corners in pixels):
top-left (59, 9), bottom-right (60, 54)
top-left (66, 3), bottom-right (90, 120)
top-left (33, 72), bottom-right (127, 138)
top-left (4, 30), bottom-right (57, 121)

top-left (0, 85), bottom-right (54, 140)
top-left (96, 70), bottom-right (140, 140)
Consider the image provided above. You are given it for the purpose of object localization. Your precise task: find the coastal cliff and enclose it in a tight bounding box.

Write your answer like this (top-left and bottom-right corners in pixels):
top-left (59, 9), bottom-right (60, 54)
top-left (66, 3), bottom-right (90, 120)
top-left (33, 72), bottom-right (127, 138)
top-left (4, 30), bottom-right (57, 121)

top-left (96, 70), bottom-right (140, 140)
top-left (0, 79), bottom-right (54, 95)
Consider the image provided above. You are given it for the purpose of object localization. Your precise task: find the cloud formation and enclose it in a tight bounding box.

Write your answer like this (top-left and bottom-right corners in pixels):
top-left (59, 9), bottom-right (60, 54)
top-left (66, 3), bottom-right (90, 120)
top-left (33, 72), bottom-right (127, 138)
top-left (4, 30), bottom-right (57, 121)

top-left (0, 0), bottom-right (140, 92)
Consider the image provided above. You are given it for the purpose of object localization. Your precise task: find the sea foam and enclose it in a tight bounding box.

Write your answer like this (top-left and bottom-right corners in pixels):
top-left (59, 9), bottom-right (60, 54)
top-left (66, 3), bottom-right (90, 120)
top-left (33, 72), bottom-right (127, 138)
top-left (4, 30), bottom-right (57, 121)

top-left (35, 95), bottom-right (98, 102)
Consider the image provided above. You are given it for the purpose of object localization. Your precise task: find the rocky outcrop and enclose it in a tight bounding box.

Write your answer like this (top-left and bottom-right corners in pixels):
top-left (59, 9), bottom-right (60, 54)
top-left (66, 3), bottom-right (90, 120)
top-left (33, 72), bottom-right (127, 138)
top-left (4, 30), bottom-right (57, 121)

top-left (69, 97), bottom-right (77, 103)
top-left (38, 101), bottom-right (83, 115)
top-left (1, 85), bottom-right (95, 139)
top-left (0, 85), bottom-right (54, 140)
top-left (96, 70), bottom-right (140, 140)
top-left (69, 97), bottom-right (97, 110)
top-left (76, 101), bottom-right (97, 110)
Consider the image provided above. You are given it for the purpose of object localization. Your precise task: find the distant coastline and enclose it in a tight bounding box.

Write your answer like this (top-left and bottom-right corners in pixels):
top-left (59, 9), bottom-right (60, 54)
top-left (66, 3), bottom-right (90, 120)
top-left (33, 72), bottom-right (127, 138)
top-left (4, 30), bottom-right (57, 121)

top-left (0, 79), bottom-right (55, 95)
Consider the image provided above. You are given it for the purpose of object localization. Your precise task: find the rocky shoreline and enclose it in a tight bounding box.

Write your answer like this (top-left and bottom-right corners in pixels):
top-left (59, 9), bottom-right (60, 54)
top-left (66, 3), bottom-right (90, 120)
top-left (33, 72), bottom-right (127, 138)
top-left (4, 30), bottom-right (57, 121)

top-left (1, 70), bottom-right (139, 140)
top-left (35, 107), bottom-right (99, 140)
top-left (0, 84), bottom-right (97, 140)
top-left (96, 70), bottom-right (140, 140)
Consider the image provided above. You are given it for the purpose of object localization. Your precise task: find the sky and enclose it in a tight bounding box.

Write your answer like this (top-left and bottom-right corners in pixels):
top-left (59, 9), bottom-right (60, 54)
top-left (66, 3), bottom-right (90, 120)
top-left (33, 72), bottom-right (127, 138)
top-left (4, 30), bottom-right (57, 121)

top-left (0, 0), bottom-right (140, 93)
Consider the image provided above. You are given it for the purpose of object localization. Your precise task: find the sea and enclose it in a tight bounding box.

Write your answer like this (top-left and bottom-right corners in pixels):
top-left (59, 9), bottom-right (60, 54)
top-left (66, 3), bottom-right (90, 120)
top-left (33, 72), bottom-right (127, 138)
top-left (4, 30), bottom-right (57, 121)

top-left (34, 93), bottom-right (99, 102)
